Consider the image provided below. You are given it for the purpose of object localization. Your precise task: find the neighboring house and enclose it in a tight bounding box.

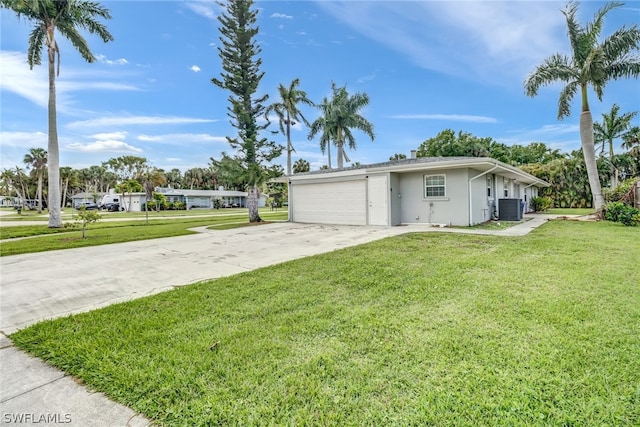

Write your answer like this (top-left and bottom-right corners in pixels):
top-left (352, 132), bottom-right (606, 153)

top-left (286, 156), bottom-right (549, 227)
top-left (155, 188), bottom-right (267, 209)
top-left (71, 192), bottom-right (103, 208)
top-left (100, 190), bottom-right (147, 212)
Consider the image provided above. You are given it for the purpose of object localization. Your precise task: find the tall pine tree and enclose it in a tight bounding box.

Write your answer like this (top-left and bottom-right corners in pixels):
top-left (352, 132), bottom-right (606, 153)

top-left (212, 0), bottom-right (281, 222)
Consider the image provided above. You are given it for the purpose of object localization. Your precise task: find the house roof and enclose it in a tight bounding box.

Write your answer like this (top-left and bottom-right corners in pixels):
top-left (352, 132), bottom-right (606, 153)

top-left (285, 157), bottom-right (550, 187)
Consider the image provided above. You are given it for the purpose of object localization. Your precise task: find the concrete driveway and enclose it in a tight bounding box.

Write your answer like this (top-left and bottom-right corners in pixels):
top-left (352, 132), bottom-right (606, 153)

top-left (1, 222), bottom-right (411, 335)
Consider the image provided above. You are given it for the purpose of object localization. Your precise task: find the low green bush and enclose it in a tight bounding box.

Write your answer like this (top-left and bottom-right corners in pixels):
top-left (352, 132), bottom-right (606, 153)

top-left (529, 196), bottom-right (553, 213)
top-left (604, 201), bottom-right (640, 226)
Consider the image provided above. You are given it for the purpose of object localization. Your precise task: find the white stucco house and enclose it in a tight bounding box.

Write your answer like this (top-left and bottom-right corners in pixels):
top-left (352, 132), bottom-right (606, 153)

top-left (286, 157), bottom-right (549, 227)
top-left (155, 188), bottom-right (268, 209)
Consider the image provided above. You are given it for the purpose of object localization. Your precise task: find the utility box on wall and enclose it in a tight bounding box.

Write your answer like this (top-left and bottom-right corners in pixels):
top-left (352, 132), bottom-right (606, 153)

top-left (498, 198), bottom-right (522, 221)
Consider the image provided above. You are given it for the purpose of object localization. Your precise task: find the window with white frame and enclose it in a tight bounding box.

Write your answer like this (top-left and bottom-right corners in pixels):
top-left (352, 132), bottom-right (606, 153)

top-left (424, 174), bottom-right (446, 198)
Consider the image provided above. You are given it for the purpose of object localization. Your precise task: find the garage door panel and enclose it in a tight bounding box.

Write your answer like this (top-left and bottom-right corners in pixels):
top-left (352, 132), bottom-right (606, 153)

top-left (292, 180), bottom-right (366, 225)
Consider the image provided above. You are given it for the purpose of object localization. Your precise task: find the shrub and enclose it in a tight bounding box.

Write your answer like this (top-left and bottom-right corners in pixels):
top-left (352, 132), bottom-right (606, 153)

top-left (604, 201), bottom-right (640, 226)
top-left (529, 196), bottom-right (553, 213)
top-left (174, 201), bottom-right (186, 210)
top-left (604, 178), bottom-right (639, 203)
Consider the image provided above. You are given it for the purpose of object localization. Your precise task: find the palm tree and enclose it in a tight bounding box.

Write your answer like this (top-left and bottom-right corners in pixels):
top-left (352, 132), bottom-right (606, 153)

top-left (524, 1), bottom-right (640, 210)
top-left (292, 158), bottom-right (310, 174)
top-left (23, 147), bottom-right (48, 213)
top-left (265, 78), bottom-right (314, 176)
top-left (622, 126), bottom-right (640, 155)
top-left (1, 0), bottom-right (114, 227)
top-left (308, 95), bottom-right (336, 169)
top-left (309, 83), bottom-right (375, 169)
top-left (594, 104), bottom-right (637, 187)
top-left (138, 167), bottom-right (167, 223)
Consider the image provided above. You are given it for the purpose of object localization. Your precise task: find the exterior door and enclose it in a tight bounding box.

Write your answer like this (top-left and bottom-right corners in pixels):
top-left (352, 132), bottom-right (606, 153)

top-left (368, 175), bottom-right (388, 226)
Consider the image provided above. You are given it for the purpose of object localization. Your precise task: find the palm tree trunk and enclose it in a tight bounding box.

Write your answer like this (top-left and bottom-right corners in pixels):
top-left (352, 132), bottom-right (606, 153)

top-left (327, 143), bottom-right (332, 169)
top-left (61, 177), bottom-right (68, 209)
top-left (580, 111), bottom-right (605, 210)
top-left (36, 171), bottom-right (43, 213)
top-left (47, 45), bottom-right (62, 227)
top-left (247, 185), bottom-right (261, 222)
top-left (286, 118), bottom-right (292, 176)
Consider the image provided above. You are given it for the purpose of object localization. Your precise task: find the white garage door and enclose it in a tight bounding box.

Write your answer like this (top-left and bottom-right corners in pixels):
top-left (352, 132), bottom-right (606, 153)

top-left (292, 180), bottom-right (367, 225)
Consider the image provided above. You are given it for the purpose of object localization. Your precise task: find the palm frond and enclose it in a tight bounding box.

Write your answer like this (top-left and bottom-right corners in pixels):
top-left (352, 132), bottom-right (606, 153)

top-left (524, 54), bottom-right (576, 97)
top-left (26, 26), bottom-right (45, 68)
top-left (557, 81), bottom-right (579, 120)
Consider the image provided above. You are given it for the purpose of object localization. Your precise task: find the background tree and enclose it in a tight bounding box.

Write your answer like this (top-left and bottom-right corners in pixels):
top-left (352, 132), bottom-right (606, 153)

top-left (524, 1), bottom-right (640, 210)
top-left (212, 0), bottom-right (282, 222)
top-left (266, 78), bottom-right (313, 175)
top-left (594, 104), bottom-right (637, 187)
top-left (1, 0), bottom-right (114, 227)
top-left (309, 82), bottom-right (374, 169)
top-left (104, 156), bottom-right (148, 211)
top-left (308, 95), bottom-right (336, 169)
top-left (210, 154), bottom-right (248, 191)
top-left (59, 166), bottom-right (79, 209)
top-left (165, 168), bottom-right (183, 189)
top-left (138, 167), bottom-right (167, 223)
top-left (292, 158), bottom-right (310, 173)
top-left (75, 206), bottom-right (100, 239)
top-left (389, 153), bottom-right (407, 161)
top-left (23, 147), bottom-right (47, 213)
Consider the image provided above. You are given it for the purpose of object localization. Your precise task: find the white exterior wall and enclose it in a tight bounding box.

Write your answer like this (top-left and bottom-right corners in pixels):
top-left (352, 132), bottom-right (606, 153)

top-left (389, 173), bottom-right (402, 226)
top-left (397, 169), bottom-right (470, 226)
top-left (470, 171), bottom-right (490, 225)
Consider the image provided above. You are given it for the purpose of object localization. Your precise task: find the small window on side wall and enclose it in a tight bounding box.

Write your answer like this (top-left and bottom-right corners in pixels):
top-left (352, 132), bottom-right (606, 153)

top-left (424, 174), bottom-right (446, 198)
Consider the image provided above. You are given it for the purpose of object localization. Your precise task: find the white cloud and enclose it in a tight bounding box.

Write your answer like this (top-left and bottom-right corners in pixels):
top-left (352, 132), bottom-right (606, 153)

top-left (66, 131), bottom-right (142, 153)
top-left (0, 131), bottom-right (48, 148)
top-left (92, 131), bottom-right (129, 141)
top-left (66, 140), bottom-right (143, 153)
top-left (0, 51), bottom-right (49, 108)
top-left (313, 1), bottom-right (565, 85)
top-left (57, 81), bottom-right (140, 92)
top-left (390, 114), bottom-right (498, 124)
top-left (271, 13), bottom-right (293, 19)
top-left (185, 2), bottom-right (218, 20)
top-left (190, 65), bottom-right (201, 72)
top-left (137, 133), bottom-right (227, 144)
top-left (357, 70), bottom-right (377, 84)
top-left (95, 54), bottom-right (128, 65)
top-left (1, 50), bottom-right (141, 114)
top-left (67, 116), bottom-right (216, 129)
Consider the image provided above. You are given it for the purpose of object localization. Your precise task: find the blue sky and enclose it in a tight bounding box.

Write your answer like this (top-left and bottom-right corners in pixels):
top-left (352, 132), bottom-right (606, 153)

top-left (1, 1), bottom-right (639, 173)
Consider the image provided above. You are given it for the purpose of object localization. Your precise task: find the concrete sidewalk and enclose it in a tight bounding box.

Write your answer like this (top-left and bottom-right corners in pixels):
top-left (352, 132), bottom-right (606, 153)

top-left (0, 217), bottom-right (557, 426)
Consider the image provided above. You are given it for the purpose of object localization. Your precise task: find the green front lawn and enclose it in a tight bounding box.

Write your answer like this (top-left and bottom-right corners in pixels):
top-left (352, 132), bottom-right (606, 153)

top-left (11, 221), bottom-right (639, 426)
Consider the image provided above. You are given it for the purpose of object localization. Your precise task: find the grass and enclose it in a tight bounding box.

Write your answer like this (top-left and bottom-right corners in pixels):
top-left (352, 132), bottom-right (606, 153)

top-left (0, 211), bottom-right (288, 256)
top-left (547, 208), bottom-right (595, 216)
top-left (10, 220), bottom-right (640, 426)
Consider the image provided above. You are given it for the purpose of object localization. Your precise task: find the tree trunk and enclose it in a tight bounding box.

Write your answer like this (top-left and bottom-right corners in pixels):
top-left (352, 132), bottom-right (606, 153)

top-left (337, 143), bottom-right (344, 169)
top-left (247, 185), bottom-right (261, 222)
top-left (580, 111), bottom-right (605, 210)
top-left (61, 177), bottom-right (68, 209)
top-left (36, 171), bottom-right (43, 213)
top-left (327, 143), bottom-right (332, 169)
top-left (286, 119), bottom-right (292, 176)
top-left (47, 46), bottom-right (62, 227)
